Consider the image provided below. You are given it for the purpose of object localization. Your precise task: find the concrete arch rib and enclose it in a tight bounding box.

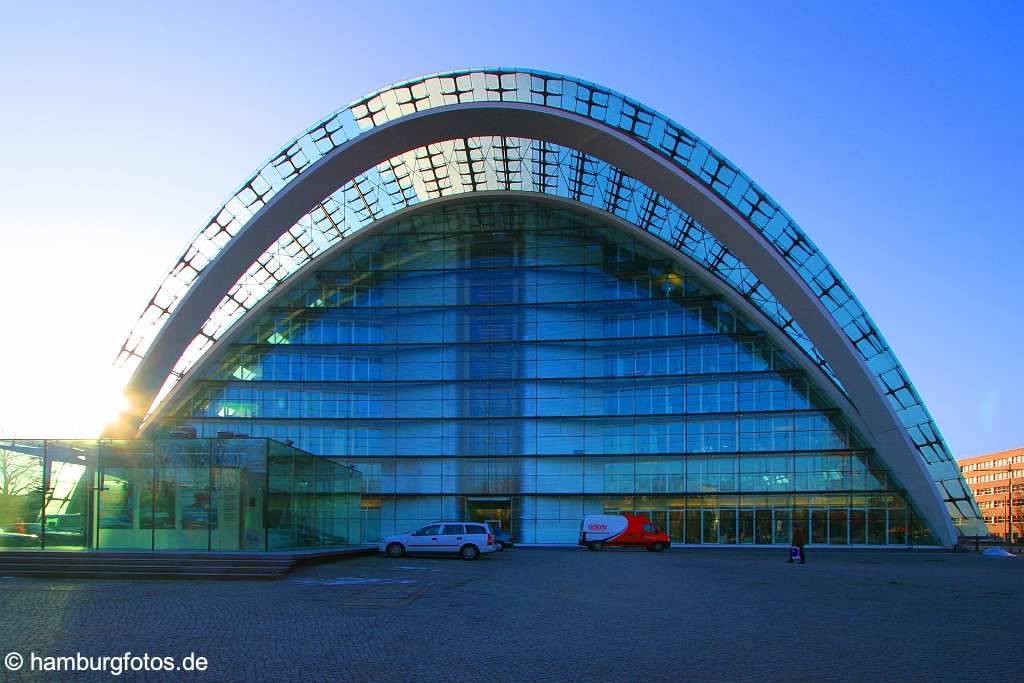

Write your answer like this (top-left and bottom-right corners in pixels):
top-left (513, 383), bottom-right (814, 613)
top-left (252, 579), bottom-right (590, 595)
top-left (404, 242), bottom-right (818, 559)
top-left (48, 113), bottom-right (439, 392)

top-left (123, 101), bottom-right (957, 544)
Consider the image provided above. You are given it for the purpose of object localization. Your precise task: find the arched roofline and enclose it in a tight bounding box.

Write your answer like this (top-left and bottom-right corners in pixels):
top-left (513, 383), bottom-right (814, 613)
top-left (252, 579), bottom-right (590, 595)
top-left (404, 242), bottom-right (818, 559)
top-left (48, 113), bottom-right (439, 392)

top-left (120, 101), bottom-right (956, 544)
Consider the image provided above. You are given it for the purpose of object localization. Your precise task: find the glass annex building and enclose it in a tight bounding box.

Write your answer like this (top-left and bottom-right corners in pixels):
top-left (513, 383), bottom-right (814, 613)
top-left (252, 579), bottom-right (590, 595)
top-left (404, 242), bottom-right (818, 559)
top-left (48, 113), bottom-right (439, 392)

top-left (109, 68), bottom-right (985, 547)
top-left (0, 438), bottom-right (361, 551)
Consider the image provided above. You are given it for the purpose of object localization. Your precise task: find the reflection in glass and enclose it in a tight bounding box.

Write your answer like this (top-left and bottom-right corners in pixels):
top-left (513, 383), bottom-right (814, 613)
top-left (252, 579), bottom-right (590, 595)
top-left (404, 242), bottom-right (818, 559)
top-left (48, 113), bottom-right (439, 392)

top-left (0, 438), bottom-right (359, 553)
top-left (155, 200), bottom-right (937, 546)
top-left (0, 442), bottom-right (44, 549)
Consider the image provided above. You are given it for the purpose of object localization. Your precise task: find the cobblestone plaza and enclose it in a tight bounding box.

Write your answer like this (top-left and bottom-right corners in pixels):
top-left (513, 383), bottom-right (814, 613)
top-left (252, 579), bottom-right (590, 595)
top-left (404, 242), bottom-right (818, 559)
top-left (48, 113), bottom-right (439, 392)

top-left (1, 550), bottom-right (1021, 681)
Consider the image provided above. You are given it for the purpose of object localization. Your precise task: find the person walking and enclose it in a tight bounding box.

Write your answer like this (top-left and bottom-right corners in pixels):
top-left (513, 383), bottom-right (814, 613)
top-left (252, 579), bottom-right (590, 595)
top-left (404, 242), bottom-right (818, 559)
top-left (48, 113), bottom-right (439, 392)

top-left (788, 525), bottom-right (807, 564)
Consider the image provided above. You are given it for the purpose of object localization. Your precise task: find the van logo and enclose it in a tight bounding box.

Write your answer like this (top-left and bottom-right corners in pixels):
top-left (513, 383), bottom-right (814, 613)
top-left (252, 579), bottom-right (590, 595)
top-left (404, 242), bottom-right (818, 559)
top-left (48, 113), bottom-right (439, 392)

top-left (587, 523), bottom-right (608, 532)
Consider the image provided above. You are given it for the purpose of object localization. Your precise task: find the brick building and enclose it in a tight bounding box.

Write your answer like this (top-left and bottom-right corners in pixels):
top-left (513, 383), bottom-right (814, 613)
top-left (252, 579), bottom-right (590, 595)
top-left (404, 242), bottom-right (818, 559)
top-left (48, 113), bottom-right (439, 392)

top-left (959, 448), bottom-right (1024, 542)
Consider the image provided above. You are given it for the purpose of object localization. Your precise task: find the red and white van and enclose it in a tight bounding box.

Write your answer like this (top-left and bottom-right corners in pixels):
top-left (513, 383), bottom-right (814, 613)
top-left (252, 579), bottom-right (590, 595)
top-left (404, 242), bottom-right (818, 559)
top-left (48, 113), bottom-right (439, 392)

top-left (578, 514), bottom-right (671, 552)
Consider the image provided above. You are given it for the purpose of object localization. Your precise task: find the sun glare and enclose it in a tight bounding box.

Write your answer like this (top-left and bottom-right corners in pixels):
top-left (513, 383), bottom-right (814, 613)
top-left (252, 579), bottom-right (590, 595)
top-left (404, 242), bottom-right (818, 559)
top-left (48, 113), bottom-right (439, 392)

top-left (0, 362), bottom-right (133, 440)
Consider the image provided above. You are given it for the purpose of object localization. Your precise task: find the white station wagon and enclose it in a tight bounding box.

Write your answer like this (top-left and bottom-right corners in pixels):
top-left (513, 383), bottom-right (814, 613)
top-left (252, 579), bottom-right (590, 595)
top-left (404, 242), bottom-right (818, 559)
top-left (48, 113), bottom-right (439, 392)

top-left (379, 522), bottom-right (498, 560)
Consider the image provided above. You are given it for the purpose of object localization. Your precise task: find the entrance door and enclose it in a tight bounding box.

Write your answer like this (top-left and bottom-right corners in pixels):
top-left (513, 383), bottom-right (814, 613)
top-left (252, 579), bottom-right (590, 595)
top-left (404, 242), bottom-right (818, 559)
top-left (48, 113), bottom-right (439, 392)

top-left (467, 497), bottom-right (512, 533)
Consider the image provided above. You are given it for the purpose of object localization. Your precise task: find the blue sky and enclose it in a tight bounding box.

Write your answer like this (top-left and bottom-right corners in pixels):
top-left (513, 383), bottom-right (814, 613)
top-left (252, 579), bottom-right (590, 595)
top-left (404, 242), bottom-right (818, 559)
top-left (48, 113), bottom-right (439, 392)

top-left (0, 1), bottom-right (1020, 456)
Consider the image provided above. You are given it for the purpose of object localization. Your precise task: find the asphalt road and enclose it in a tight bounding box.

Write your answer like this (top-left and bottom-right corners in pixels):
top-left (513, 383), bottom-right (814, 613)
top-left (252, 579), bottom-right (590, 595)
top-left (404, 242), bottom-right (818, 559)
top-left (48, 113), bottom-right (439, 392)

top-left (1, 548), bottom-right (1022, 682)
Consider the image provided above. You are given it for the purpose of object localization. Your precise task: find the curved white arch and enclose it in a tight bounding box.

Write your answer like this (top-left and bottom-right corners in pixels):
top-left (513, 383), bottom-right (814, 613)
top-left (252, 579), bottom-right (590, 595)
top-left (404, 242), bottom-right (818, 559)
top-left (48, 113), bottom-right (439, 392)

top-left (122, 101), bottom-right (958, 544)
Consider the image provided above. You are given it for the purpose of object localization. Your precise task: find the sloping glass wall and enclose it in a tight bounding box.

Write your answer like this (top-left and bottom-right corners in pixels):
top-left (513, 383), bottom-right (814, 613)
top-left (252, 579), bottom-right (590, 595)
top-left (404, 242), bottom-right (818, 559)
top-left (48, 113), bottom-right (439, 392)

top-left (158, 199), bottom-right (939, 546)
top-left (0, 439), bottom-right (360, 551)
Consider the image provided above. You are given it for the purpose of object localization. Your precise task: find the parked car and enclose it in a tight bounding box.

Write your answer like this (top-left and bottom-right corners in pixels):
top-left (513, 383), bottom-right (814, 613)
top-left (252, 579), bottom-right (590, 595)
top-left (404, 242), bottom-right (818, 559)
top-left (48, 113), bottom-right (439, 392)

top-left (578, 514), bottom-right (670, 552)
top-left (379, 521), bottom-right (498, 560)
top-left (492, 528), bottom-right (515, 550)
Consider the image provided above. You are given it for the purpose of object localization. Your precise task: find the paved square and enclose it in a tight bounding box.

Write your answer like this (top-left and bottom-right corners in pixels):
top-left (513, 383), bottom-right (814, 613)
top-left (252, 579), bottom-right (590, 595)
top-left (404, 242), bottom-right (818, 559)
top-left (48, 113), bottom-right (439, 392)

top-left (1, 549), bottom-right (1022, 681)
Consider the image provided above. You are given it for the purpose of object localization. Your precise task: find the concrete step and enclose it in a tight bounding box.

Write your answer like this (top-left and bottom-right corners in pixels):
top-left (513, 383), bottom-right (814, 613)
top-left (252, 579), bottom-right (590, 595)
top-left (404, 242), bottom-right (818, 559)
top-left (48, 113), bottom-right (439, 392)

top-left (0, 557), bottom-right (294, 565)
top-left (0, 546), bottom-right (371, 579)
top-left (0, 564), bottom-right (292, 579)
top-left (0, 551), bottom-right (291, 560)
top-left (0, 569), bottom-right (285, 580)
top-left (0, 562), bottom-right (289, 572)
top-left (0, 562), bottom-right (293, 572)
top-left (0, 551), bottom-right (296, 579)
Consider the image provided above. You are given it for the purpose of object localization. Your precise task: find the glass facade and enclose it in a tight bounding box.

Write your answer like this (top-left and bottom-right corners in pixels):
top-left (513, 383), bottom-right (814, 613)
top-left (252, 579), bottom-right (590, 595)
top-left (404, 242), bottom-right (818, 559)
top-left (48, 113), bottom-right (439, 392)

top-left (0, 439), bottom-right (361, 551)
top-left (158, 199), bottom-right (935, 545)
top-left (117, 68), bottom-right (982, 539)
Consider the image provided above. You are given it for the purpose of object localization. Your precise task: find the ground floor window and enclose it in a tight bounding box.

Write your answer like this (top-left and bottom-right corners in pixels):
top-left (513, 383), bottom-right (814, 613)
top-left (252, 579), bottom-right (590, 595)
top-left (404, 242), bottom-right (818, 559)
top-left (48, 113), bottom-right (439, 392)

top-left (358, 493), bottom-right (934, 545)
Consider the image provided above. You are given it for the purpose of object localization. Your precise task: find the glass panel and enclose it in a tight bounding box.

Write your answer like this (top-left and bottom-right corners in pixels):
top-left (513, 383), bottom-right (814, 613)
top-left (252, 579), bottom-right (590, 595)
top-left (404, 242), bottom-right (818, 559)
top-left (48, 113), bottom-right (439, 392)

top-left (669, 509), bottom-right (684, 543)
top-left (267, 444), bottom-right (294, 550)
top-left (648, 510), bottom-right (668, 534)
top-left (211, 439), bottom-right (267, 551)
top-left (868, 503), bottom-right (887, 544)
top-left (154, 440), bottom-right (211, 551)
top-left (888, 504), bottom-right (908, 545)
top-left (702, 507), bottom-right (718, 544)
top-left (773, 505), bottom-right (791, 545)
top-left (828, 506), bottom-right (848, 545)
top-left (850, 508), bottom-right (867, 545)
top-left (362, 497), bottom-right (382, 542)
top-left (97, 441), bottom-right (154, 550)
top-left (0, 441), bottom-right (44, 549)
top-left (754, 507), bottom-right (773, 544)
top-left (792, 504), bottom-right (809, 547)
top-left (720, 504), bottom-right (738, 544)
top-left (43, 441), bottom-right (93, 550)
top-left (738, 508), bottom-right (755, 544)
top-left (910, 512), bottom-right (936, 545)
top-left (811, 507), bottom-right (828, 544)
top-left (685, 508), bottom-right (701, 544)
top-left (293, 455), bottom-right (316, 547)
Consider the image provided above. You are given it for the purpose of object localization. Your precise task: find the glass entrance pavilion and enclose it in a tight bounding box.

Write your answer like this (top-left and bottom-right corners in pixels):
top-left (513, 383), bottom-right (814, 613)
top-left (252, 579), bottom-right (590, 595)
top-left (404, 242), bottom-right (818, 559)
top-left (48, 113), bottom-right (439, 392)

top-left (0, 438), bottom-right (361, 551)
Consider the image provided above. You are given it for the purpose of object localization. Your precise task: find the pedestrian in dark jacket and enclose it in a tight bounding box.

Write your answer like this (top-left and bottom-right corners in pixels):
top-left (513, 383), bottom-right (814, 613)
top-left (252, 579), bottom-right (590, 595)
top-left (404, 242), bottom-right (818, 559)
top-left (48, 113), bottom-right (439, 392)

top-left (788, 526), bottom-right (807, 564)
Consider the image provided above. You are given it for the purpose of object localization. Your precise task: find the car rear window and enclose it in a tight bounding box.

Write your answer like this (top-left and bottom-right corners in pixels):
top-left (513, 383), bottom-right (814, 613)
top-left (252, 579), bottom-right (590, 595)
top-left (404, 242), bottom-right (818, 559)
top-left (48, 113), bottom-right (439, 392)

top-left (465, 524), bottom-right (487, 534)
top-left (441, 524), bottom-right (464, 535)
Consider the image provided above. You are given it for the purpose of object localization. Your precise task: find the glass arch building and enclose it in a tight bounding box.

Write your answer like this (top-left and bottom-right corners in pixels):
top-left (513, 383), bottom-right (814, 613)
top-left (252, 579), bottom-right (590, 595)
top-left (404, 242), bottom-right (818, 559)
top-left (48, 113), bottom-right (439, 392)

top-left (112, 68), bottom-right (984, 547)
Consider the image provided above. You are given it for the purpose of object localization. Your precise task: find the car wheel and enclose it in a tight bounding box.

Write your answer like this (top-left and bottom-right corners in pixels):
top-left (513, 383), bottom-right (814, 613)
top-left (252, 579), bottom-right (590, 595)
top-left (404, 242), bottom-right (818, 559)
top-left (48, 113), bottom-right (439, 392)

top-left (460, 544), bottom-right (479, 560)
top-left (588, 541), bottom-right (604, 551)
top-left (648, 542), bottom-right (665, 552)
top-left (496, 543), bottom-right (505, 551)
top-left (386, 542), bottom-right (405, 558)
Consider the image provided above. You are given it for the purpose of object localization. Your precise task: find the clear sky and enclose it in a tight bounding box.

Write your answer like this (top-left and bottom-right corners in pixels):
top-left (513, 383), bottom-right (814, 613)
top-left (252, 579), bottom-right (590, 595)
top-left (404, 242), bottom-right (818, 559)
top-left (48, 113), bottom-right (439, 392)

top-left (0, 1), bottom-right (1020, 457)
